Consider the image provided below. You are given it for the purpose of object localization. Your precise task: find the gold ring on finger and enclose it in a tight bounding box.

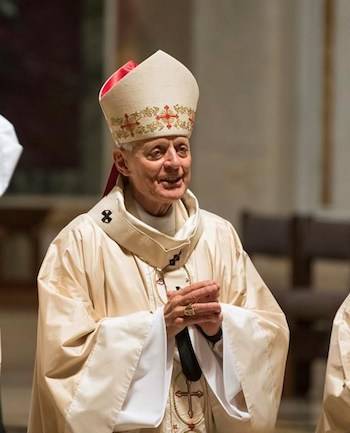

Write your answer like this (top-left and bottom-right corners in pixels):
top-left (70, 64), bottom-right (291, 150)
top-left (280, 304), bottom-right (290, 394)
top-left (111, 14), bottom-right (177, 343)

top-left (183, 303), bottom-right (196, 317)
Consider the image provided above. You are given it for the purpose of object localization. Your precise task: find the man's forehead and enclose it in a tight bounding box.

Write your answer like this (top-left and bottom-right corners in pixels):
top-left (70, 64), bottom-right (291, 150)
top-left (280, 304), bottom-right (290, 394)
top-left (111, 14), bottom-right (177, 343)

top-left (134, 136), bottom-right (189, 148)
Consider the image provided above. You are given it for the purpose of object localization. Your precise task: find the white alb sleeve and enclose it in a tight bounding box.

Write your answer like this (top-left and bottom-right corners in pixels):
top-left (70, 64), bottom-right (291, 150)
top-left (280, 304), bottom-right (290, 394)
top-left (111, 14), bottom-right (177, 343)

top-left (188, 303), bottom-right (249, 420)
top-left (114, 307), bottom-right (175, 431)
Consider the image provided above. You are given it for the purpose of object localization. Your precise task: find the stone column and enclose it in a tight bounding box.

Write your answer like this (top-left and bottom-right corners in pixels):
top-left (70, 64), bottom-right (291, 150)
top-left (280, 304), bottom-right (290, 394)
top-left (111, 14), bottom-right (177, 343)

top-left (294, 0), bottom-right (324, 213)
top-left (332, 0), bottom-right (350, 212)
top-left (191, 0), bottom-right (299, 224)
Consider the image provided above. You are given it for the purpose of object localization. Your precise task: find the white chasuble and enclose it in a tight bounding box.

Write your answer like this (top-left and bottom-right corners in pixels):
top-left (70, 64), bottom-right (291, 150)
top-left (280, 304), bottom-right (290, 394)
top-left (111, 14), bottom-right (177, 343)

top-left (28, 177), bottom-right (289, 433)
top-left (316, 294), bottom-right (350, 433)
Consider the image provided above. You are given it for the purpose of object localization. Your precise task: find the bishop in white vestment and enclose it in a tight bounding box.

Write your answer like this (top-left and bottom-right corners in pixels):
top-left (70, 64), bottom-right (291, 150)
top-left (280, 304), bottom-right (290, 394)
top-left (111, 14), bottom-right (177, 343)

top-left (28, 50), bottom-right (289, 433)
top-left (316, 294), bottom-right (350, 433)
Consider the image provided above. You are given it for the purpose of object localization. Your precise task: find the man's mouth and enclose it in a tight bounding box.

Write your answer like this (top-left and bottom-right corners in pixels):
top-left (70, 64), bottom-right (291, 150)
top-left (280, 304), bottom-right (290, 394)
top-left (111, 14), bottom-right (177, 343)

top-left (159, 176), bottom-right (183, 187)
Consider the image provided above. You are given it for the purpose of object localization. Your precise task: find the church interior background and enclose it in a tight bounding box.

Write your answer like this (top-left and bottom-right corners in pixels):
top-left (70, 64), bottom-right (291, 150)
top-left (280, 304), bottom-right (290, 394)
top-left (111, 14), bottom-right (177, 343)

top-left (1, 0), bottom-right (350, 431)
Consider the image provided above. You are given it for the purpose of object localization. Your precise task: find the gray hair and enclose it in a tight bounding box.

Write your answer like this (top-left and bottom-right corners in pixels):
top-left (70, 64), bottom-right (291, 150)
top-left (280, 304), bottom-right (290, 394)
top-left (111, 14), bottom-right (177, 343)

top-left (114, 141), bottom-right (133, 152)
top-left (114, 137), bottom-right (148, 152)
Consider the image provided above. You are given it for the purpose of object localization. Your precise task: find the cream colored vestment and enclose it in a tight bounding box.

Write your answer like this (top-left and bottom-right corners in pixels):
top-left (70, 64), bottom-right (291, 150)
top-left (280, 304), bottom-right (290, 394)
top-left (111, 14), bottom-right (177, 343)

top-left (28, 179), bottom-right (289, 433)
top-left (316, 294), bottom-right (350, 433)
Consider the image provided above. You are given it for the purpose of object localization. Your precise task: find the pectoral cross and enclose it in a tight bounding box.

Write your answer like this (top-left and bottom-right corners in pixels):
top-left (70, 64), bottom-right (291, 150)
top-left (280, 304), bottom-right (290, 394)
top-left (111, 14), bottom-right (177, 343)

top-left (175, 379), bottom-right (203, 420)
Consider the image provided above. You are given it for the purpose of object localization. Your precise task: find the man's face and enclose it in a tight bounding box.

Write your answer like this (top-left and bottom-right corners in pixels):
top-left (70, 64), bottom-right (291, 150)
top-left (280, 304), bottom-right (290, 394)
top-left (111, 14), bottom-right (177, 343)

top-left (115, 136), bottom-right (192, 212)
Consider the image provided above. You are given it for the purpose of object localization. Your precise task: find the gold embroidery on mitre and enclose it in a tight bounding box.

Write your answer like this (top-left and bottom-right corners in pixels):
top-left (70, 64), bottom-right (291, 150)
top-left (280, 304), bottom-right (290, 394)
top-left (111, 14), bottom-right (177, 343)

top-left (110, 104), bottom-right (196, 141)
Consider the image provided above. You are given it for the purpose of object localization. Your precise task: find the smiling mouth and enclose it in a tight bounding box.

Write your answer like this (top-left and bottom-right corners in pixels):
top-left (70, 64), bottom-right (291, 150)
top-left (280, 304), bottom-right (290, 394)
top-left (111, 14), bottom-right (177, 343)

top-left (159, 176), bottom-right (183, 187)
top-left (160, 176), bottom-right (182, 183)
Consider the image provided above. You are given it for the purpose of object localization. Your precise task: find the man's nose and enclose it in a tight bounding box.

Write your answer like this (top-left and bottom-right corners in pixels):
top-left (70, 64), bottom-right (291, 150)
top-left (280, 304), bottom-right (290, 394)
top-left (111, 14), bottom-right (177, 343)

top-left (164, 147), bottom-right (180, 168)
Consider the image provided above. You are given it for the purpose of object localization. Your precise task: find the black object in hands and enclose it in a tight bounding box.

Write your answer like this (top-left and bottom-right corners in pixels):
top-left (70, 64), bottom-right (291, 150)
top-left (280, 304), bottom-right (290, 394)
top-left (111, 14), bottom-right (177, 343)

top-left (175, 285), bottom-right (202, 382)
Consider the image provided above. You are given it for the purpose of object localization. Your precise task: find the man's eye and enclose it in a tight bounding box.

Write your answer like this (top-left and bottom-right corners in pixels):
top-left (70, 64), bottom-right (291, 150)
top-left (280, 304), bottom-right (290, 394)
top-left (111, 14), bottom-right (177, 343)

top-left (177, 145), bottom-right (189, 155)
top-left (148, 149), bottom-right (162, 159)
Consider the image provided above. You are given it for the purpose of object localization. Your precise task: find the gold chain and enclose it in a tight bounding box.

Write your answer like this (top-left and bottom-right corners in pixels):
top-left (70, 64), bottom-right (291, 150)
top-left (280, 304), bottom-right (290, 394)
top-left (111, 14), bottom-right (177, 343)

top-left (154, 265), bottom-right (192, 305)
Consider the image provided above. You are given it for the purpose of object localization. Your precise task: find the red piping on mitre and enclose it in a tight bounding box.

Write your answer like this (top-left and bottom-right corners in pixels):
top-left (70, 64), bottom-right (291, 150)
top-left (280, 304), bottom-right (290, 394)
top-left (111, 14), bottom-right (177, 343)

top-left (101, 60), bottom-right (138, 196)
top-left (99, 60), bottom-right (138, 99)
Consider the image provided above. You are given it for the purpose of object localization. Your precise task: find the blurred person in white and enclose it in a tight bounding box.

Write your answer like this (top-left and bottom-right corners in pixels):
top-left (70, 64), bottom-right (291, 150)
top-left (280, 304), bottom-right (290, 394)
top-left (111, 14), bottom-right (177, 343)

top-left (28, 50), bottom-right (289, 433)
top-left (317, 293), bottom-right (350, 433)
top-left (0, 115), bottom-right (22, 196)
top-left (0, 114), bottom-right (23, 433)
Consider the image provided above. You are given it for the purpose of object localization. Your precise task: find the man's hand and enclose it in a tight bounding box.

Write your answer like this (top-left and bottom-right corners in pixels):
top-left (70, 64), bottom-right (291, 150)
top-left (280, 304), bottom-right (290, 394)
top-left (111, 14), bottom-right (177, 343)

top-left (164, 280), bottom-right (222, 338)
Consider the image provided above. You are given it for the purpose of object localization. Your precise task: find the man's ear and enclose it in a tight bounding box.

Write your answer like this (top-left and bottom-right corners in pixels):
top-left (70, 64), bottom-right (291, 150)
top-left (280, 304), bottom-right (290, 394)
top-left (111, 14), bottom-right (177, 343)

top-left (113, 148), bottom-right (130, 176)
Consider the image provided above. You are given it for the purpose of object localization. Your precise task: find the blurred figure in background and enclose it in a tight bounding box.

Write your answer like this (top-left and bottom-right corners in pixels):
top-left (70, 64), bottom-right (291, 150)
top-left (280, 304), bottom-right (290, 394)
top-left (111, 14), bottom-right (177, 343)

top-left (0, 115), bottom-right (23, 433)
top-left (0, 115), bottom-right (22, 196)
top-left (317, 293), bottom-right (350, 433)
top-left (28, 50), bottom-right (289, 433)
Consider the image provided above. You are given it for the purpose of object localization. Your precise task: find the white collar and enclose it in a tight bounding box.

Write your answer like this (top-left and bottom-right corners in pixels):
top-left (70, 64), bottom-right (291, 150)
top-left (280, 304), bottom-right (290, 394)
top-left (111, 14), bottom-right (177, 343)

top-left (88, 177), bottom-right (203, 271)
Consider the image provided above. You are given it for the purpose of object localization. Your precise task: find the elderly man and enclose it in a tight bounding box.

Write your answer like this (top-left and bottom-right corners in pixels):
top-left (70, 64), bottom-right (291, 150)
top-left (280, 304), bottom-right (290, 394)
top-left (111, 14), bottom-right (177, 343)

top-left (0, 115), bottom-right (23, 433)
top-left (316, 293), bottom-right (350, 433)
top-left (28, 50), bottom-right (289, 433)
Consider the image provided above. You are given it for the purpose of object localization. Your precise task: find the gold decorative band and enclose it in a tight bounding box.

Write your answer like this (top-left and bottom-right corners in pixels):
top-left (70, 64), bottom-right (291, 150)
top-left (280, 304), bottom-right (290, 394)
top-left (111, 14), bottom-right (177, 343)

top-left (109, 104), bottom-right (196, 142)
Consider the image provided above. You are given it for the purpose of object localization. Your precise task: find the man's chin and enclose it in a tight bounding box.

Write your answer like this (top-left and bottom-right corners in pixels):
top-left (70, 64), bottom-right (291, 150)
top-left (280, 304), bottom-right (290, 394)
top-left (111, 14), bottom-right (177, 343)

top-left (157, 187), bottom-right (186, 201)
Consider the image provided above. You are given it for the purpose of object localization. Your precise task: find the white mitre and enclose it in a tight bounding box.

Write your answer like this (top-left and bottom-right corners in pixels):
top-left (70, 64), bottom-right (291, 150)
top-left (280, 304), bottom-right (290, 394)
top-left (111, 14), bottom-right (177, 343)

top-left (0, 115), bottom-right (23, 196)
top-left (99, 50), bottom-right (199, 145)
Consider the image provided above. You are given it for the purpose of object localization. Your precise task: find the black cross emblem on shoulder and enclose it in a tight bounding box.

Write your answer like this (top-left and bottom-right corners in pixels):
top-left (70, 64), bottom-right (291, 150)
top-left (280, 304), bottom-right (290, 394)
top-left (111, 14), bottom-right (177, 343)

top-left (101, 210), bottom-right (112, 223)
top-left (169, 250), bottom-right (182, 266)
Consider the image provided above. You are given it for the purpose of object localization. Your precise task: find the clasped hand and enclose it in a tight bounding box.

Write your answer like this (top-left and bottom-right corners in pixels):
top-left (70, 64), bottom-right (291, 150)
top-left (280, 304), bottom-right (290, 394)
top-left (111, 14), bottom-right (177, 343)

top-left (164, 280), bottom-right (222, 338)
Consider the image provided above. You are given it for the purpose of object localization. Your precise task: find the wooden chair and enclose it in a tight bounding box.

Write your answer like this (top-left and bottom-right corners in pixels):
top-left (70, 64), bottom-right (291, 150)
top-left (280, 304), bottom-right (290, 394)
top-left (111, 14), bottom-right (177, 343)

top-left (241, 211), bottom-right (349, 397)
top-left (241, 211), bottom-right (297, 396)
top-left (0, 206), bottom-right (49, 288)
top-left (242, 211), bottom-right (295, 260)
top-left (287, 216), bottom-right (350, 396)
top-left (294, 216), bottom-right (350, 286)
top-left (241, 210), bottom-right (298, 294)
